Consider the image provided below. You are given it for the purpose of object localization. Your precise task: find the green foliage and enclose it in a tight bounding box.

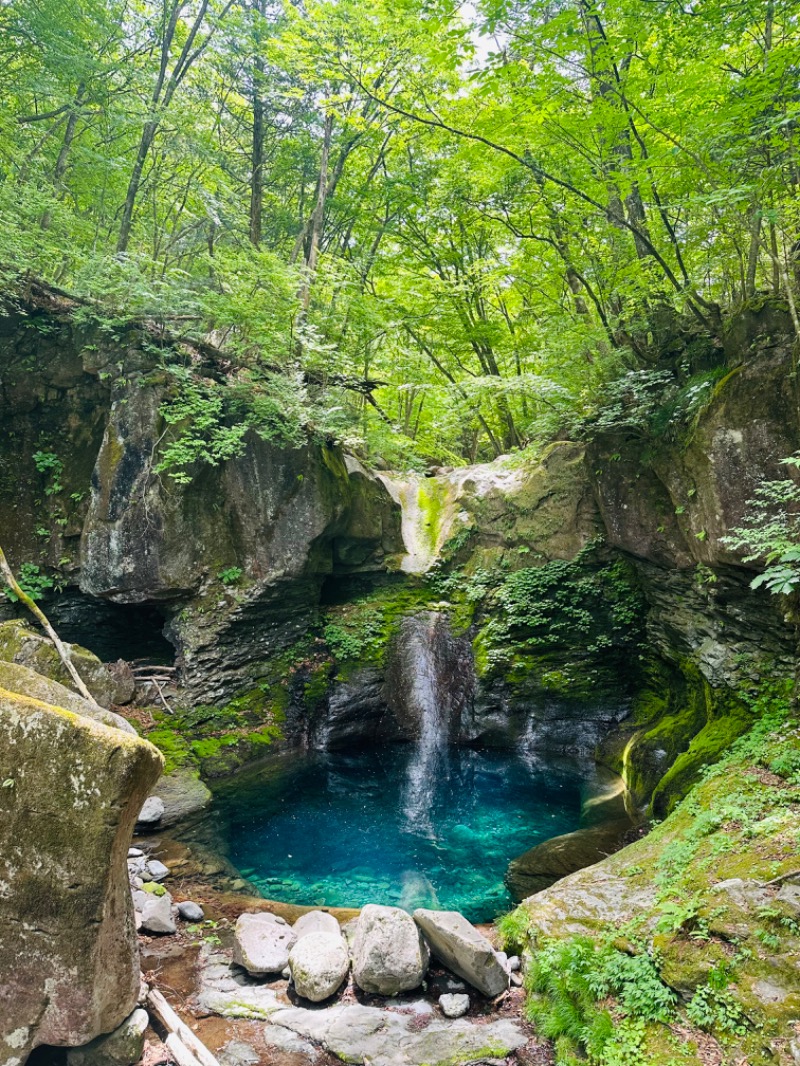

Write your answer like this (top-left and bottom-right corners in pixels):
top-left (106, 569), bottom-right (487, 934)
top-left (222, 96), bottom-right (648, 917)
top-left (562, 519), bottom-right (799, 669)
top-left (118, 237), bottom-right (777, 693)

top-left (723, 455), bottom-right (800, 595)
top-left (156, 369), bottom-right (307, 484)
top-left (217, 566), bottom-right (243, 586)
top-left (4, 563), bottom-right (54, 603)
top-left (32, 450), bottom-right (63, 495)
top-left (526, 937), bottom-right (675, 1065)
top-left (686, 982), bottom-right (749, 1037)
top-left (469, 548), bottom-right (644, 689)
top-left (3, 0), bottom-right (797, 466)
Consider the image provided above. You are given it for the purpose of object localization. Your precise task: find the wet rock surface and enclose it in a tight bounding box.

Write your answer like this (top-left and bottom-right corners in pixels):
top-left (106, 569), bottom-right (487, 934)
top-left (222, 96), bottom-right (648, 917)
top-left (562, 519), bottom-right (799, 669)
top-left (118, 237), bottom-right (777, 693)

top-left (194, 945), bottom-right (529, 1066)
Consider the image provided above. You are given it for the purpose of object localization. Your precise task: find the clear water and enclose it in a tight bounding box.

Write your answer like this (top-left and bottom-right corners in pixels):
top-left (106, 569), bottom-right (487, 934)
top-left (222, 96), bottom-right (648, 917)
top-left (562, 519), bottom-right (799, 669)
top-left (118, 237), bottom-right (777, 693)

top-left (203, 745), bottom-right (587, 922)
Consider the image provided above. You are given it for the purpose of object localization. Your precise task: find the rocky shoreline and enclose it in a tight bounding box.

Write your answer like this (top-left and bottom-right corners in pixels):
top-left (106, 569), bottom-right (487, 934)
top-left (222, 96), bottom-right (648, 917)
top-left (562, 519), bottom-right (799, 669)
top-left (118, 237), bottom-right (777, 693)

top-left (119, 802), bottom-right (537, 1066)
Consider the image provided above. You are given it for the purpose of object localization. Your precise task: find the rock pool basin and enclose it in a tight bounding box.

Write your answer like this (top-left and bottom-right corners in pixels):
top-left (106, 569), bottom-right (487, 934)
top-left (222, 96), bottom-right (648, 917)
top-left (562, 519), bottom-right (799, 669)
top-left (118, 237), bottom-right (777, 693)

top-left (182, 745), bottom-right (624, 922)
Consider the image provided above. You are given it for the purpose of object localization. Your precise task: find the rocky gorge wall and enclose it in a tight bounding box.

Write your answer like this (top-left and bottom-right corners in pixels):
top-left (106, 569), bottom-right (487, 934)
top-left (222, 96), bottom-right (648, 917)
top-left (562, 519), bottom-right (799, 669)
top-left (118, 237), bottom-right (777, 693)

top-left (1, 290), bottom-right (798, 818)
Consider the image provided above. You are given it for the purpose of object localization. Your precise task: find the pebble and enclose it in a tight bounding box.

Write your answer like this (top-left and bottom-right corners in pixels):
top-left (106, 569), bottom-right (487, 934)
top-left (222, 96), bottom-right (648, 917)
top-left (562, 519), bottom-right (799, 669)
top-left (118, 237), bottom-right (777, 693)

top-left (128, 847), bottom-right (144, 858)
top-left (507, 955), bottom-right (520, 973)
top-left (510, 972), bottom-right (523, 987)
top-left (143, 860), bottom-right (170, 882)
top-left (177, 901), bottom-right (205, 922)
top-left (439, 993), bottom-right (470, 1019)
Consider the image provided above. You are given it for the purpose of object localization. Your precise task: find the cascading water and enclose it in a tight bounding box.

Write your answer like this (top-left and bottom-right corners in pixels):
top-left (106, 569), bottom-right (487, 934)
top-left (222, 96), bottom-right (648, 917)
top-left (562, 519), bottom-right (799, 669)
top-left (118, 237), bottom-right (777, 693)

top-left (398, 612), bottom-right (450, 839)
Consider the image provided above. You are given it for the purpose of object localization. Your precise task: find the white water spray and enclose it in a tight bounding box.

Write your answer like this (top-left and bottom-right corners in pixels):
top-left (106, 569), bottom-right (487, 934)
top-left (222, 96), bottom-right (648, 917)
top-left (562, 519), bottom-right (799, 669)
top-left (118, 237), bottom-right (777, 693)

top-left (399, 613), bottom-right (450, 839)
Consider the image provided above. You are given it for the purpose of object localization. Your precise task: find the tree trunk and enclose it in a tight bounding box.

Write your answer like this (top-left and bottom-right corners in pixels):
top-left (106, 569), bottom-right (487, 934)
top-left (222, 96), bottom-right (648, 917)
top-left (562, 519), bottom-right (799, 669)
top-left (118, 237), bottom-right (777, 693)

top-left (297, 110), bottom-right (333, 314)
top-left (0, 547), bottom-right (99, 708)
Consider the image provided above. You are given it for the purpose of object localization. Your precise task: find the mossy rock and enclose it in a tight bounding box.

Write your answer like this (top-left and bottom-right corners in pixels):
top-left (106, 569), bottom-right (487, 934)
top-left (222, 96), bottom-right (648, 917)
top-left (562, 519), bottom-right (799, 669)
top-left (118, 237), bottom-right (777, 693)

top-left (0, 619), bottom-right (130, 708)
top-left (0, 658), bottom-right (136, 736)
top-left (0, 680), bottom-right (162, 1058)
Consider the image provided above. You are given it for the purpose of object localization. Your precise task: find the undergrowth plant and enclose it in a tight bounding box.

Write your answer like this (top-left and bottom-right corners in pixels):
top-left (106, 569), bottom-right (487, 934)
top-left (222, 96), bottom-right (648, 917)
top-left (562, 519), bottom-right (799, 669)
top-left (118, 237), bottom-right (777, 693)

top-left (723, 454), bottom-right (800, 595)
top-left (525, 937), bottom-right (675, 1065)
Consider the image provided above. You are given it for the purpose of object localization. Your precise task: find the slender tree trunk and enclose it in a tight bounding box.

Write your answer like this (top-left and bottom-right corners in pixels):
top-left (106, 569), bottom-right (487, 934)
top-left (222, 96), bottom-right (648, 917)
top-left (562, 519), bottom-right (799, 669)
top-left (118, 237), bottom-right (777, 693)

top-left (746, 207), bottom-right (761, 298)
top-left (117, 120), bottom-right (158, 253)
top-left (249, 0), bottom-right (267, 246)
top-left (297, 110), bottom-right (333, 314)
top-left (0, 547), bottom-right (99, 707)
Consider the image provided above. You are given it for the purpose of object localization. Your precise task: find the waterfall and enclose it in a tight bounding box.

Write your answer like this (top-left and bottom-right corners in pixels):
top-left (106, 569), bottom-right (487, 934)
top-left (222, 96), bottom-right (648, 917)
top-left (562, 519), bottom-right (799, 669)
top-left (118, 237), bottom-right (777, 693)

top-left (376, 473), bottom-right (453, 574)
top-left (394, 613), bottom-right (452, 838)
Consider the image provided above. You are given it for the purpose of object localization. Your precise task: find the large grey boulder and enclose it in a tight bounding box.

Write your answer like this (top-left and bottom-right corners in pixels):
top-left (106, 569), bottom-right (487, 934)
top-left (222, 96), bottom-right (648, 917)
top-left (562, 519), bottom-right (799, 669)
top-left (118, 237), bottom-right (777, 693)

top-left (0, 682), bottom-right (163, 1064)
top-left (233, 913), bottom-right (296, 976)
top-left (292, 910), bottom-right (341, 940)
top-left (66, 1008), bottom-right (149, 1066)
top-left (289, 931), bottom-right (350, 1002)
top-left (0, 659), bottom-right (136, 735)
top-left (413, 910), bottom-right (508, 998)
top-left (352, 904), bottom-right (429, 995)
top-left (151, 768), bottom-right (212, 826)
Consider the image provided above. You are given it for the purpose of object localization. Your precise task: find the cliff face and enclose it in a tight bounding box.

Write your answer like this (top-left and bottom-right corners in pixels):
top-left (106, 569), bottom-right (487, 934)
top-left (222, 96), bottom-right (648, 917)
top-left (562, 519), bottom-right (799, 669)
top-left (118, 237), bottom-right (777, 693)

top-left (0, 295), bottom-right (403, 712)
top-left (583, 306), bottom-right (798, 812)
top-left (1, 292), bottom-right (797, 808)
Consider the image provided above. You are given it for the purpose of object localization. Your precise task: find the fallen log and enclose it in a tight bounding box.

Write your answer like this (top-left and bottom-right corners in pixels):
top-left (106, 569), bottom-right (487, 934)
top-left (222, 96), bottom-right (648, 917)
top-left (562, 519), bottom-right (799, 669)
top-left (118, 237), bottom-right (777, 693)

top-left (146, 988), bottom-right (220, 1066)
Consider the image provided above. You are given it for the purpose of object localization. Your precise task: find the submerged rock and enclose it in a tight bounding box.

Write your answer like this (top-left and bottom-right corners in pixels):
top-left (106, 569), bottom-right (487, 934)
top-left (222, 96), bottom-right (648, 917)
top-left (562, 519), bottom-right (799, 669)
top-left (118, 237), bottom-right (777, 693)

top-left (413, 909), bottom-right (508, 998)
top-left (505, 817), bottom-right (633, 900)
top-left (352, 904), bottom-right (429, 995)
top-left (289, 930), bottom-right (350, 1002)
top-left (66, 1008), bottom-right (149, 1066)
top-left (0, 681), bottom-right (162, 1063)
top-left (233, 912), bottom-right (296, 976)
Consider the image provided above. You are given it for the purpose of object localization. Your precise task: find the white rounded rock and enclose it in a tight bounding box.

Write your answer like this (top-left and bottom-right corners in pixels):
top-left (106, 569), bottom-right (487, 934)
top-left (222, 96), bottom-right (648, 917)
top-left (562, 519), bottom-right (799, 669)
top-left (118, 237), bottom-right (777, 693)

top-left (293, 909), bottom-right (341, 940)
top-left (352, 904), bottom-right (429, 995)
top-left (439, 992), bottom-right (470, 1018)
top-left (143, 859), bottom-right (170, 882)
top-left (289, 930), bottom-right (350, 1002)
top-left (140, 893), bottom-right (176, 935)
top-left (137, 796), bottom-right (165, 826)
top-left (233, 912), bottom-right (296, 975)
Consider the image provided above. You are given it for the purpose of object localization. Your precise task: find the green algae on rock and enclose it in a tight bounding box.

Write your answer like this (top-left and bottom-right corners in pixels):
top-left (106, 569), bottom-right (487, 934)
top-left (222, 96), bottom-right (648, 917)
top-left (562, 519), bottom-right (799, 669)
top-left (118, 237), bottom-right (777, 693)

top-left (0, 682), bottom-right (162, 1064)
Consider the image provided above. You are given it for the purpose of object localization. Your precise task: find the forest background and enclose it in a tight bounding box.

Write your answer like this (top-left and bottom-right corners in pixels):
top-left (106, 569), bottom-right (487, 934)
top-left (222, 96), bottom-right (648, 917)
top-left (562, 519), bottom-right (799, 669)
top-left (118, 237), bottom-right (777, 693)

top-left (1, 0), bottom-right (798, 470)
